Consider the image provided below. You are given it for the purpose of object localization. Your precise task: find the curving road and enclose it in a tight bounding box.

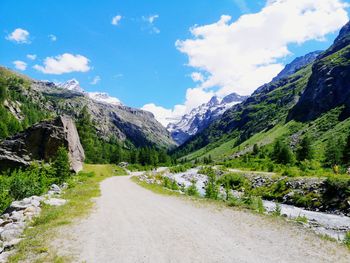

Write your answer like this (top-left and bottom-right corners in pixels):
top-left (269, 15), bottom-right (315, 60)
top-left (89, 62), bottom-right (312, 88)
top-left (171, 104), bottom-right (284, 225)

top-left (54, 176), bottom-right (350, 263)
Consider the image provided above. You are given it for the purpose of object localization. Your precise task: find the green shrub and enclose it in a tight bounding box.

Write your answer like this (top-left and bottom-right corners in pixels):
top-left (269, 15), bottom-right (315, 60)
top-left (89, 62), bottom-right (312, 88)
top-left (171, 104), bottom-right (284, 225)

top-left (219, 173), bottom-right (251, 191)
top-left (0, 176), bottom-right (12, 214)
top-left (186, 180), bottom-right (199, 196)
top-left (9, 166), bottom-right (49, 200)
top-left (204, 172), bottom-right (219, 200)
top-left (282, 167), bottom-right (301, 177)
top-left (344, 232), bottom-right (350, 247)
top-left (52, 147), bottom-right (71, 183)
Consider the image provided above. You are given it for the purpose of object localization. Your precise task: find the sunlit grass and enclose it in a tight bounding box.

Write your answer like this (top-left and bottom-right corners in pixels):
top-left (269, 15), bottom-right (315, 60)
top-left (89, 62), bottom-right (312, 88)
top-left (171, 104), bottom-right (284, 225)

top-left (8, 164), bottom-right (125, 263)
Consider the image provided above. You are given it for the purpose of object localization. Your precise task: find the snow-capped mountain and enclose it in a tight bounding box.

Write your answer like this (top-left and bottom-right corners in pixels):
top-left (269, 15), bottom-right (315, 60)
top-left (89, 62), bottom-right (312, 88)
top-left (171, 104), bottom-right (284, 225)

top-left (57, 79), bottom-right (121, 106)
top-left (57, 79), bottom-right (84, 93)
top-left (87, 92), bottom-right (121, 105)
top-left (167, 93), bottom-right (247, 145)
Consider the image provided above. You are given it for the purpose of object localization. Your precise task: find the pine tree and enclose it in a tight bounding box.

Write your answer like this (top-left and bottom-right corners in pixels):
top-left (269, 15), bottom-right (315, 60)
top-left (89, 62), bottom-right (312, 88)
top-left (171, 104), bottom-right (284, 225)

top-left (52, 147), bottom-right (71, 183)
top-left (297, 136), bottom-right (314, 161)
top-left (253, 144), bottom-right (259, 156)
top-left (343, 133), bottom-right (350, 165)
top-left (324, 137), bottom-right (343, 167)
top-left (272, 139), bottom-right (294, 164)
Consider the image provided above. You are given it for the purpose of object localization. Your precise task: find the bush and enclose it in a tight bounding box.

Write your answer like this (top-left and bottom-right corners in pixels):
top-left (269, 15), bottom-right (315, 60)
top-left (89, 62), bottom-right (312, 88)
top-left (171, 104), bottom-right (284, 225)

top-left (204, 171), bottom-right (219, 200)
top-left (0, 176), bottom-right (12, 214)
top-left (219, 173), bottom-right (250, 191)
top-left (52, 147), bottom-right (71, 183)
top-left (344, 232), bottom-right (350, 247)
top-left (186, 180), bottom-right (199, 196)
top-left (9, 164), bottom-right (50, 200)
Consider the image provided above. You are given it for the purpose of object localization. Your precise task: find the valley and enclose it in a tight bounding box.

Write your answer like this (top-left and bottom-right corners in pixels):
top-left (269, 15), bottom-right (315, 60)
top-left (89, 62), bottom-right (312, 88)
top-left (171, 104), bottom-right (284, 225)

top-left (1, 2), bottom-right (350, 262)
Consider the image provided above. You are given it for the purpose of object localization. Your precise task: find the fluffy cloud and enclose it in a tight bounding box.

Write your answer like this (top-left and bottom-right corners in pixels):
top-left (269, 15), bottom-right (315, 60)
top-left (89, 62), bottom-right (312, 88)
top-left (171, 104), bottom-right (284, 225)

top-left (176, 0), bottom-right (349, 96)
top-left (191, 72), bottom-right (205, 82)
top-left (112, 15), bottom-right (122, 26)
top-left (48, 34), bottom-right (57, 41)
top-left (26, 54), bottom-right (37, 60)
top-left (33, 53), bottom-right (91, 74)
top-left (6, 28), bottom-right (30, 43)
top-left (142, 103), bottom-right (186, 127)
top-left (144, 0), bottom-right (349, 127)
top-left (90, 75), bottom-right (101, 85)
top-left (13, 60), bottom-right (27, 71)
top-left (142, 14), bottom-right (160, 34)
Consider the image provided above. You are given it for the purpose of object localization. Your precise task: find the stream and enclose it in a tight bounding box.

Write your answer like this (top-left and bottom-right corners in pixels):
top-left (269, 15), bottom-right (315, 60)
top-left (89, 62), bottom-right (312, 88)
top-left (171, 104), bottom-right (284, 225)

top-left (165, 168), bottom-right (350, 241)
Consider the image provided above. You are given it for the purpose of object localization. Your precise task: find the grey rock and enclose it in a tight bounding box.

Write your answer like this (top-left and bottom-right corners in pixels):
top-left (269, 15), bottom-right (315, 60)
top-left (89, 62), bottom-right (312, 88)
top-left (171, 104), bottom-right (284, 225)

top-left (9, 211), bottom-right (24, 222)
top-left (4, 238), bottom-right (22, 249)
top-left (0, 116), bottom-right (85, 173)
top-left (0, 228), bottom-right (22, 242)
top-left (50, 184), bottom-right (61, 193)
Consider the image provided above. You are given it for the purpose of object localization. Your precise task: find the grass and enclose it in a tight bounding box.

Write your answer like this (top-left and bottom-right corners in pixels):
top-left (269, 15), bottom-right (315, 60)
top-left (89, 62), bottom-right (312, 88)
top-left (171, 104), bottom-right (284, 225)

top-left (8, 164), bottom-right (125, 263)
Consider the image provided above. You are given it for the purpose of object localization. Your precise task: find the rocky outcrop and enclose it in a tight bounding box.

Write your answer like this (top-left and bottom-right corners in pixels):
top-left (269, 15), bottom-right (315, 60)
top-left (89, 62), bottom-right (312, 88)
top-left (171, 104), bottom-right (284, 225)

top-left (0, 184), bottom-right (67, 262)
top-left (0, 116), bottom-right (85, 172)
top-left (272, 51), bottom-right (322, 82)
top-left (288, 21), bottom-right (350, 122)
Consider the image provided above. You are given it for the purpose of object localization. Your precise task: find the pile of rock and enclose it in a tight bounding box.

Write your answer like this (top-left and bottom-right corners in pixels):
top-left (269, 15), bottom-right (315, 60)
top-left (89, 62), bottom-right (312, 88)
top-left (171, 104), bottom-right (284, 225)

top-left (0, 184), bottom-right (67, 262)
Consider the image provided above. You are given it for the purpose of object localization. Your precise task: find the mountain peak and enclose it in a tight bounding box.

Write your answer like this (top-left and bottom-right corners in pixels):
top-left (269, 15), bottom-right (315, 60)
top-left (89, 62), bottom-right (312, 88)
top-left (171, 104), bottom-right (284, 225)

top-left (208, 96), bottom-right (220, 106)
top-left (57, 79), bottom-right (84, 93)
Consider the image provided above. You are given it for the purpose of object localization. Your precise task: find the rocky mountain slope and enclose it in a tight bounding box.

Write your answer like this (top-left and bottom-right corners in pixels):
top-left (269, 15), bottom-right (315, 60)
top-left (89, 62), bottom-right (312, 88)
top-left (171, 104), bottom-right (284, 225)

top-left (174, 21), bottom-right (350, 159)
top-left (167, 93), bottom-right (247, 145)
top-left (0, 68), bottom-right (175, 149)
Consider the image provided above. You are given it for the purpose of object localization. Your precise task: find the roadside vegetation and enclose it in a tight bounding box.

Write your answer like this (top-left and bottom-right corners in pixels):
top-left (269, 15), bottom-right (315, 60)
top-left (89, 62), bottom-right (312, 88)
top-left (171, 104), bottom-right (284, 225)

top-left (8, 164), bottom-right (126, 263)
top-left (0, 147), bottom-right (71, 214)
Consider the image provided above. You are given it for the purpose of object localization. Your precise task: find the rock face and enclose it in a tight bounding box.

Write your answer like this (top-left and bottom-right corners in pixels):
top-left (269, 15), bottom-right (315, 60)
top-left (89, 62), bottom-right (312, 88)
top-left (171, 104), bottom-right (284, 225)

top-left (0, 116), bottom-right (85, 172)
top-left (272, 51), bottom-right (322, 82)
top-left (32, 79), bottom-right (175, 148)
top-left (167, 93), bottom-right (247, 145)
top-left (289, 21), bottom-right (350, 121)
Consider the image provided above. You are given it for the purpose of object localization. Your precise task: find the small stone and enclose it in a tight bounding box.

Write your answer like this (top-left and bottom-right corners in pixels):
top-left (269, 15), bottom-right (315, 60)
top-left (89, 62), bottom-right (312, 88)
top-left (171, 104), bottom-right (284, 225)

top-left (50, 184), bottom-right (61, 193)
top-left (10, 211), bottom-right (24, 222)
top-left (0, 228), bottom-right (22, 242)
top-left (43, 198), bottom-right (67, 206)
top-left (4, 238), bottom-right (22, 248)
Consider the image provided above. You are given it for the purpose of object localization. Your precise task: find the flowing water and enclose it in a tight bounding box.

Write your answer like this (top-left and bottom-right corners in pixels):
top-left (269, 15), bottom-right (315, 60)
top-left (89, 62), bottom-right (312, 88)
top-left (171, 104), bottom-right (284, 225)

top-left (166, 168), bottom-right (350, 241)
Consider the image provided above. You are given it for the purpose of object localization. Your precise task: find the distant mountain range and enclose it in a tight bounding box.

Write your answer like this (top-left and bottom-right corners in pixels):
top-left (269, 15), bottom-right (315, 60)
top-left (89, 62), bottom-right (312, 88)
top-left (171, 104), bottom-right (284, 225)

top-left (0, 69), bottom-right (175, 148)
top-left (174, 21), bottom-right (350, 160)
top-left (57, 79), bottom-right (122, 105)
top-left (167, 93), bottom-right (248, 145)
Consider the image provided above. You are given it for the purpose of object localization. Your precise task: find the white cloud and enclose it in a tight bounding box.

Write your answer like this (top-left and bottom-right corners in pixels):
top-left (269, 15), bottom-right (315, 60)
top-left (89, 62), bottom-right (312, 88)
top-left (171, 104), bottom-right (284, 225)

top-left (142, 14), bottom-right (160, 34)
top-left (111, 15), bottom-right (122, 26)
top-left (142, 103), bottom-right (186, 127)
top-left (90, 75), bottom-right (101, 85)
top-left (48, 34), bottom-right (57, 41)
top-left (176, 0), bottom-right (349, 96)
top-left (13, 60), bottom-right (27, 71)
top-left (26, 54), bottom-right (37, 60)
top-left (33, 53), bottom-right (91, 75)
top-left (144, 0), bottom-right (349, 126)
top-left (6, 28), bottom-right (30, 43)
top-left (191, 72), bottom-right (205, 82)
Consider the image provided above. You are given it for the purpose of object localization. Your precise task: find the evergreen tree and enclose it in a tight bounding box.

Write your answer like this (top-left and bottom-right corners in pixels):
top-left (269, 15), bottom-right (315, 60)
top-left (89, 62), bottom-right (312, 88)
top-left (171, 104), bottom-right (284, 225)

top-left (324, 137), bottom-right (343, 167)
top-left (272, 139), bottom-right (294, 164)
top-left (204, 170), bottom-right (219, 199)
top-left (296, 136), bottom-right (314, 161)
top-left (343, 133), bottom-right (350, 165)
top-left (253, 144), bottom-right (259, 156)
top-left (52, 147), bottom-right (71, 183)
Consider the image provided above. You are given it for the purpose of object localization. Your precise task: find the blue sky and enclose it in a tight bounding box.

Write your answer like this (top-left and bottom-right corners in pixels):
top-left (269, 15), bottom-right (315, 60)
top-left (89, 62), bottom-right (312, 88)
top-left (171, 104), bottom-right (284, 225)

top-left (1, 0), bottom-right (350, 126)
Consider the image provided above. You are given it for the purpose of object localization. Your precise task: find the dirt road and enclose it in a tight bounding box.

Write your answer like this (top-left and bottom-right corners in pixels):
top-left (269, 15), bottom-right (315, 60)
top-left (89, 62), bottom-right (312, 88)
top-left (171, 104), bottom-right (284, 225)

top-left (55, 176), bottom-right (350, 262)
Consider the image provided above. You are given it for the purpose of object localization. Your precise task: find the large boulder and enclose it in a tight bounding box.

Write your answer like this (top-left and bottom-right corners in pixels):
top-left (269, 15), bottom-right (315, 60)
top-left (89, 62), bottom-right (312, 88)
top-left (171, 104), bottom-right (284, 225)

top-left (0, 116), bottom-right (85, 172)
